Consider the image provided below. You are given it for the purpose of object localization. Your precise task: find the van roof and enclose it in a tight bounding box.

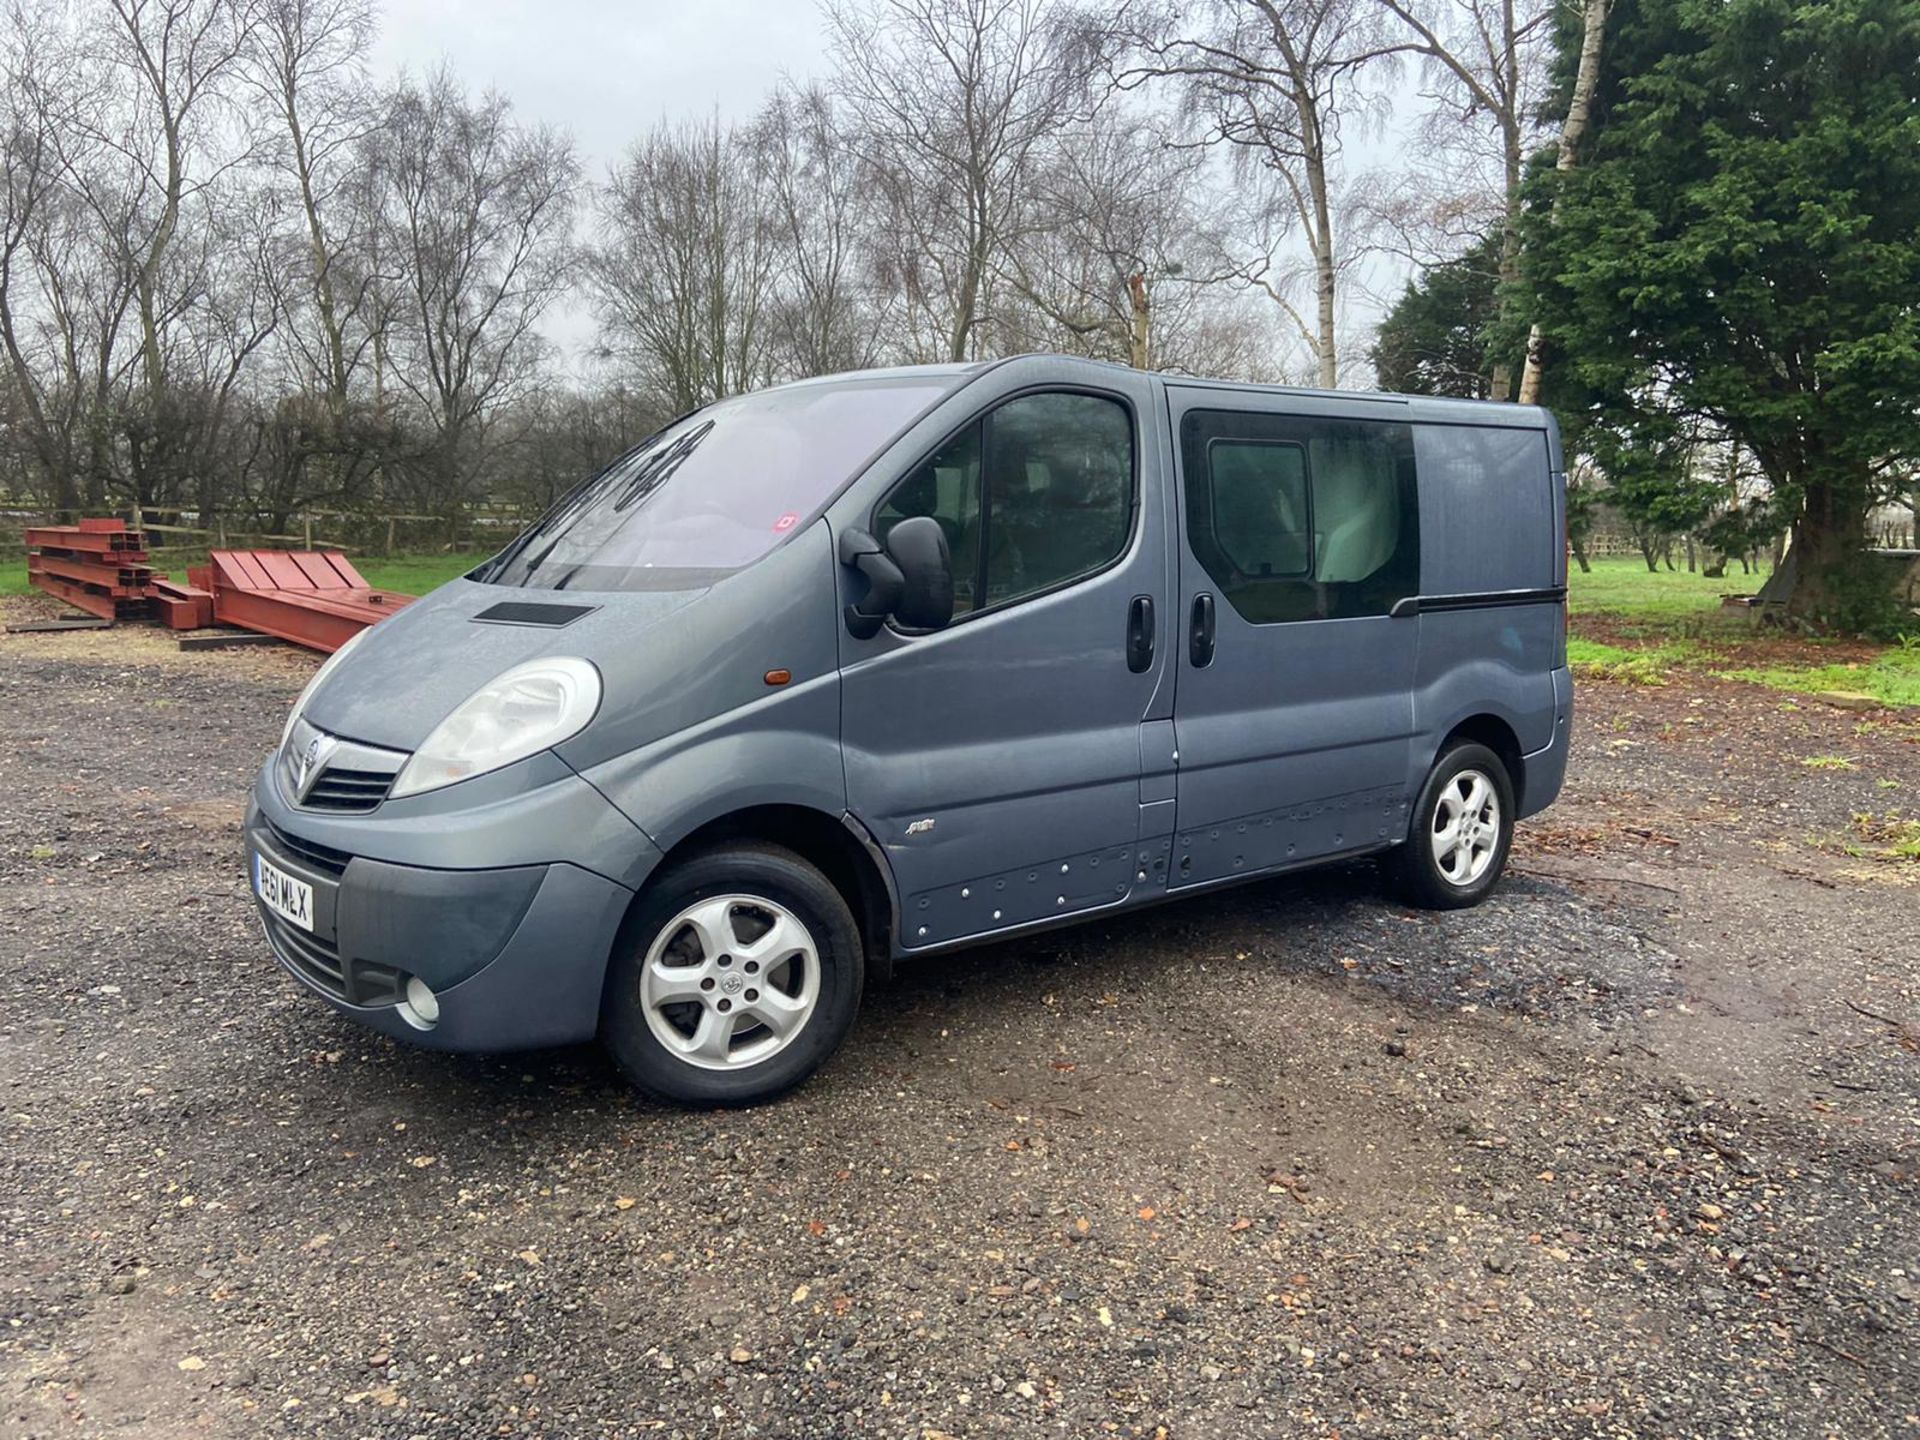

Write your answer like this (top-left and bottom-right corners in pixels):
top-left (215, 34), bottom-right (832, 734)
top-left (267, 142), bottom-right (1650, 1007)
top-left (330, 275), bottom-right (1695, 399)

top-left (779, 353), bottom-right (1554, 430)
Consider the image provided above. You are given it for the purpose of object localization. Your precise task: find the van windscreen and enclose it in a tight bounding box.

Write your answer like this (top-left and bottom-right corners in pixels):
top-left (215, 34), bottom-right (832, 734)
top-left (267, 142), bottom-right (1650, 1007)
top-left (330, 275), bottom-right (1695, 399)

top-left (475, 376), bottom-right (954, 591)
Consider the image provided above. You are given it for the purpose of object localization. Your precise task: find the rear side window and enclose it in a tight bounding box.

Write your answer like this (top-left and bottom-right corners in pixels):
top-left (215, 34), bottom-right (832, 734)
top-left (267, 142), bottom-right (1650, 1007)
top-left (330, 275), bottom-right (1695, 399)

top-left (1183, 410), bottom-right (1417, 623)
top-left (876, 391), bottom-right (1134, 619)
top-left (1412, 424), bottom-right (1553, 593)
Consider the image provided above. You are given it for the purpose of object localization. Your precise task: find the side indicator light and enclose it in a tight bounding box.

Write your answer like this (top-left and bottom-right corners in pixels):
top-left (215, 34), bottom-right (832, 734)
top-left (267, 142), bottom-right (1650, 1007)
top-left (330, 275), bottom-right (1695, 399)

top-left (764, 669), bottom-right (792, 687)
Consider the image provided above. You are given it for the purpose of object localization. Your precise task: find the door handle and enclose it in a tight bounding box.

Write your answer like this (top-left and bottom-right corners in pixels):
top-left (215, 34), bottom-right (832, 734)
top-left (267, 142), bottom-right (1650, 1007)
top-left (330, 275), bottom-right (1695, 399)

top-left (1189, 592), bottom-right (1215, 668)
top-left (1126, 594), bottom-right (1155, 673)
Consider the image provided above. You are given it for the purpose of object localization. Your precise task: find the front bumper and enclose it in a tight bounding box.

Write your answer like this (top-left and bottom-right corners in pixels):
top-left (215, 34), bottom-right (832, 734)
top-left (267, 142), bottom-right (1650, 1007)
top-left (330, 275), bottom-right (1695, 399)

top-left (245, 754), bottom-right (660, 1051)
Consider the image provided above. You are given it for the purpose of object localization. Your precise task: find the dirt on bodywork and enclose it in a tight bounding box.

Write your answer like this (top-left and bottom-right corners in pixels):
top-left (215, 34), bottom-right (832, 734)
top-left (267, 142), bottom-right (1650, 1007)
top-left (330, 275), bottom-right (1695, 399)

top-left (1, 599), bottom-right (1915, 1439)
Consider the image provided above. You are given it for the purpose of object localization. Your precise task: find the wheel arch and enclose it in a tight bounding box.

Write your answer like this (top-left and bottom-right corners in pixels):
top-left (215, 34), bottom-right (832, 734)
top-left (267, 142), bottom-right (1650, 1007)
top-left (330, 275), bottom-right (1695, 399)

top-left (1436, 713), bottom-right (1526, 809)
top-left (620, 804), bottom-right (897, 985)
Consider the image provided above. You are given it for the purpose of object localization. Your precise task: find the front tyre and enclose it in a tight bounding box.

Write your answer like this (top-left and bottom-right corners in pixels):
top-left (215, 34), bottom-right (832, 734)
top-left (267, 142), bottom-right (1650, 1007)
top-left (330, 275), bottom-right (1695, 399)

top-left (601, 844), bottom-right (865, 1105)
top-left (1385, 741), bottom-right (1515, 910)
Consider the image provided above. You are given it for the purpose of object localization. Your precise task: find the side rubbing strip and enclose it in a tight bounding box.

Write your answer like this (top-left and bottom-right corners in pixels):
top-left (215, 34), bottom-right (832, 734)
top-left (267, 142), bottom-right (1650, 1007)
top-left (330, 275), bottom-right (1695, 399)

top-left (1389, 586), bottom-right (1568, 618)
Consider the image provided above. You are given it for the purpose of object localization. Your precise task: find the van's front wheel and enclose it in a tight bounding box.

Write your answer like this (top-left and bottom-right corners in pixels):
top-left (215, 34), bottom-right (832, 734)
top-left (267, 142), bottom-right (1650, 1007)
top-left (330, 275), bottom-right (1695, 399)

top-left (601, 844), bottom-right (865, 1105)
top-left (1385, 742), bottom-right (1515, 910)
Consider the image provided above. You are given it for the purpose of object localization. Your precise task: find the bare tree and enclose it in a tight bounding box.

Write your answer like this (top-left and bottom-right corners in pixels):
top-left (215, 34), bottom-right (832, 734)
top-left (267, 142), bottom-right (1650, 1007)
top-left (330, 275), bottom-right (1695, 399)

top-left (376, 68), bottom-right (579, 510)
top-left (0, 1), bottom-right (85, 508)
top-left (749, 84), bottom-right (892, 378)
top-left (590, 116), bottom-right (776, 412)
top-left (1114, 0), bottom-right (1396, 388)
top-left (81, 0), bottom-right (254, 429)
top-left (242, 0), bottom-right (382, 416)
top-left (1373, 0), bottom-right (1553, 399)
top-left (826, 0), bottom-right (1088, 363)
top-left (999, 103), bottom-right (1247, 371)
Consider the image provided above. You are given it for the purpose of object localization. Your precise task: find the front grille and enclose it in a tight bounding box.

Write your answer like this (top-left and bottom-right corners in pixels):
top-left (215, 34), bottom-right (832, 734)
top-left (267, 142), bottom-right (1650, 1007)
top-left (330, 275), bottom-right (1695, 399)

top-left (302, 767), bottom-right (396, 813)
top-left (263, 820), bottom-right (351, 878)
top-left (263, 912), bottom-right (405, 1007)
top-left (280, 717), bottom-right (406, 814)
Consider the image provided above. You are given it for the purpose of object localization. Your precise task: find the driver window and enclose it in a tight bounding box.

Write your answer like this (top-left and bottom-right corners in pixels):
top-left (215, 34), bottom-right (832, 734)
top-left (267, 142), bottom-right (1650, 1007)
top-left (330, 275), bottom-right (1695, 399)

top-left (875, 421), bottom-right (983, 617)
top-left (875, 391), bottom-right (1133, 622)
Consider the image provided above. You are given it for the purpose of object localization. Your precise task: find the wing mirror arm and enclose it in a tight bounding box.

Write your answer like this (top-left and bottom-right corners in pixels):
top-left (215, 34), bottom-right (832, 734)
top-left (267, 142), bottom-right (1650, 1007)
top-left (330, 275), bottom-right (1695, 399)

top-left (839, 527), bottom-right (904, 640)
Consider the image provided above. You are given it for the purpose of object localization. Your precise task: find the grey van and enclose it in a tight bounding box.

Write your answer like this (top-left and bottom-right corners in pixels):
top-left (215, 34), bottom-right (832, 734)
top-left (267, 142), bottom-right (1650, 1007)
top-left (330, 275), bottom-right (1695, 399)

top-left (246, 355), bottom-right (1571, 1104)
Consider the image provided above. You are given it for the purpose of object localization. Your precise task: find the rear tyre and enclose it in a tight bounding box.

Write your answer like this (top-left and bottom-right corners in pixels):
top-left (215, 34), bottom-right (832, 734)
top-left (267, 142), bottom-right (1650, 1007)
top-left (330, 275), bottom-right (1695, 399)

top-left (601, 844), bottom-right (865, 1105)
top-left (1384, 741), bottom-right (1515, 910)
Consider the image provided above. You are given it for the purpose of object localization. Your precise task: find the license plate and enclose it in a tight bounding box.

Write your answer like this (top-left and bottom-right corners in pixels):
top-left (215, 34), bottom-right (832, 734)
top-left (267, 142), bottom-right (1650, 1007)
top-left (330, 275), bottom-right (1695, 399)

top-left (255, 852), bottom-right (314, 932)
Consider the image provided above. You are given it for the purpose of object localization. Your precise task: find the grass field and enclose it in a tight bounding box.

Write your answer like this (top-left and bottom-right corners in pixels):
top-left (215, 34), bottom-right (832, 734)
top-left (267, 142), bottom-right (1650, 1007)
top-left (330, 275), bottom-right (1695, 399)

top-left (1568, 554), bottom-right (1771, 618)
top-left (1565, 558), bottom-right (1919, 706)
top-left (353, 552), bottom-right (492, 593)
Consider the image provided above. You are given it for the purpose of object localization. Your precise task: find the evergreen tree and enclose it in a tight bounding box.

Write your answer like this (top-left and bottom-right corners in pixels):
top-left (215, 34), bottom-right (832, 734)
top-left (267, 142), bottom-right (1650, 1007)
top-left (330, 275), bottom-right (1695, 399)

top-left (1525, 0), bottom-right (1920, 632)
top-left (1371, 236), bottom-right (1521, 399)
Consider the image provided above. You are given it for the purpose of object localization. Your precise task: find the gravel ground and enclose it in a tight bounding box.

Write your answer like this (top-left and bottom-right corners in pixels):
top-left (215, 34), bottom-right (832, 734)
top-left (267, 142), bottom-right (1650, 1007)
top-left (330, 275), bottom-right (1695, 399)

top-left (2, 605), bottom-right (1916, 1439)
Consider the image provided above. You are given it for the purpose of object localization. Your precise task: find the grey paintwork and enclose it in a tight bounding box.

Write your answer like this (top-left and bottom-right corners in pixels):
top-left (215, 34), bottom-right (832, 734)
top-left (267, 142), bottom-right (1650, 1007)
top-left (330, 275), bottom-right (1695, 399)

top-left (1162, 383), bottom-right (1420, 892)
top-left (832, 359), bottom-right (1171, 947)
top-left (245, 353), bottom-right (1572, 1052)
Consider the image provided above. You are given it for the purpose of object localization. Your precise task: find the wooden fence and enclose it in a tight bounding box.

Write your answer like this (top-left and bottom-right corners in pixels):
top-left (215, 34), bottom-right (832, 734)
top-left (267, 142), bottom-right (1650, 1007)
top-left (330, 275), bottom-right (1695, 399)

top-left (2, 503), bottom-right (527, 559)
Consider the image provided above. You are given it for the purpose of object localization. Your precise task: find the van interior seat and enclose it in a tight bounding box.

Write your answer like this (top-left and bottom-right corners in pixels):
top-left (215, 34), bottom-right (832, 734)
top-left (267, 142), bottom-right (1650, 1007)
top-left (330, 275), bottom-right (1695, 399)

top-left (1313, 445), bottom-right (1398, 583)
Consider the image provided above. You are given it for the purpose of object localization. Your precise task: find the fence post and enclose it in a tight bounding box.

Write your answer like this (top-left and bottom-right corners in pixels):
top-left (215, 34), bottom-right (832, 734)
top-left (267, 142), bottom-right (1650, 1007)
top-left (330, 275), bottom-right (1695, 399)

top-left (385, 516), bottom-right (396, 557)
top-left (302, 514), bottom-right (312, 550)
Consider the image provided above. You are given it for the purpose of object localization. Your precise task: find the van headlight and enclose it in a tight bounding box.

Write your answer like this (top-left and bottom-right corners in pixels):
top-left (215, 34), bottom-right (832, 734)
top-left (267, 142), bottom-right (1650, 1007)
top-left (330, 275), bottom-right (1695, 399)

top-left (280, 627), bottom-right (370, 749)
top-left (390, 657), bottom-right (601, 799)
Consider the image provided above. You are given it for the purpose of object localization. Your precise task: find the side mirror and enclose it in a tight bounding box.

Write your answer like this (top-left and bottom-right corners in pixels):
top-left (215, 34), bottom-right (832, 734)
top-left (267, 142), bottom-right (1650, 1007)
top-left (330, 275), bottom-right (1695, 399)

top-left (885, 515), bottom-right (955, 631)
top-left (839, 519), bottom-right (954, 638)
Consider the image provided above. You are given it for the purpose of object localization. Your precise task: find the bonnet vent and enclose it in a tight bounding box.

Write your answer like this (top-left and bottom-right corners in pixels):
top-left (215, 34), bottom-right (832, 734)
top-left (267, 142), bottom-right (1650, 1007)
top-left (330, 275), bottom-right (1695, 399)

top-left (472, 601), bottom-right (599, 628)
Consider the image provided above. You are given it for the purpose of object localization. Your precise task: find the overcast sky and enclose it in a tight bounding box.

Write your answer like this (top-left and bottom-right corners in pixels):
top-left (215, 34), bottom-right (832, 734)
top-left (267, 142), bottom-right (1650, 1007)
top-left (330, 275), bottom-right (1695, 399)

top-left (373, 0), bottom-right (831, 173)
top-left (372, 0), bottom-right (836, 367)
top-left (367, 0), bottom-right (1410, 379)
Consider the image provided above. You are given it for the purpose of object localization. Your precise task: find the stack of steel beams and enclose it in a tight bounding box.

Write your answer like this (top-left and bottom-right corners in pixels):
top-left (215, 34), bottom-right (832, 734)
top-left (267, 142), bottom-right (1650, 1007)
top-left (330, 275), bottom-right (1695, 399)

top-left (25, 519), bottom-right (157, 622)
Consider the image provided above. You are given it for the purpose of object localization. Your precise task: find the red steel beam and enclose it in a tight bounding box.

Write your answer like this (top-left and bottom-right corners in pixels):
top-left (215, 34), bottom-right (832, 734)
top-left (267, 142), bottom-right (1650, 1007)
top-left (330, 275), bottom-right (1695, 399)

top-left (29, 553), bottom-right (155, 594)
top-left (25, 525), bottom-right (151, 557)
top-left (151, 578), bottom-right (214, 630)
top-left (206, 549), bottom-right (413, 653)
top-left (29, 570), bottom-right (149, 622)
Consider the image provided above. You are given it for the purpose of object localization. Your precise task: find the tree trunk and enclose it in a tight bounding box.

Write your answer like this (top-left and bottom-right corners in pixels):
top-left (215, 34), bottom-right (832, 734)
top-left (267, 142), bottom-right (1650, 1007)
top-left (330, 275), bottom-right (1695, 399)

top-left (1782, 469), bottom-right (1879, 629)
top-left (1127, 273), bottom-right (1151, 370)
top-left (1517, 0), bottom-right (1612, 405)
top-left (1487, 113), bottom-right (1524, 401)
top-left (1307, 151), bottom-right (1338, 388)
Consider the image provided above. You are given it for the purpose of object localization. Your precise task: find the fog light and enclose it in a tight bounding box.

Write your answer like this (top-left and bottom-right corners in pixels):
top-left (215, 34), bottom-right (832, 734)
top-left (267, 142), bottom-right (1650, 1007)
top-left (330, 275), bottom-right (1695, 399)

top-left (398, 976), bottom-right (440, 1030)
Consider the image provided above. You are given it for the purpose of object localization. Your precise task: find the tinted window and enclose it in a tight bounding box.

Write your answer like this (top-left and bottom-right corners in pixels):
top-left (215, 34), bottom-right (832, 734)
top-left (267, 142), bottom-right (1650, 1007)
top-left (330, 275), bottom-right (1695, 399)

top-left (479, 375), bottom-right (954, 591)
top-left (1412, 424), bottom-right (1553, 593)
top-left (1208, 440), bottom-right (1310, 578)
top-left (876, 421), bottom-right (984, 615)
top-left (877, 391), bottom-right (1133, 620)
top-left (1184, 410), bottom-right (1417, 623)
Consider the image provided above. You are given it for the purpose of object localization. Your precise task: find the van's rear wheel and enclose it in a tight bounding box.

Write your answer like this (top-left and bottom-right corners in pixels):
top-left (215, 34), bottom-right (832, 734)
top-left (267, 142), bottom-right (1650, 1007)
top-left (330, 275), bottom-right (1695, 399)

top-left (601, 844), bottom-right (864, 1105)
top-left (1385, 742), bottom-right (1515, 910)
